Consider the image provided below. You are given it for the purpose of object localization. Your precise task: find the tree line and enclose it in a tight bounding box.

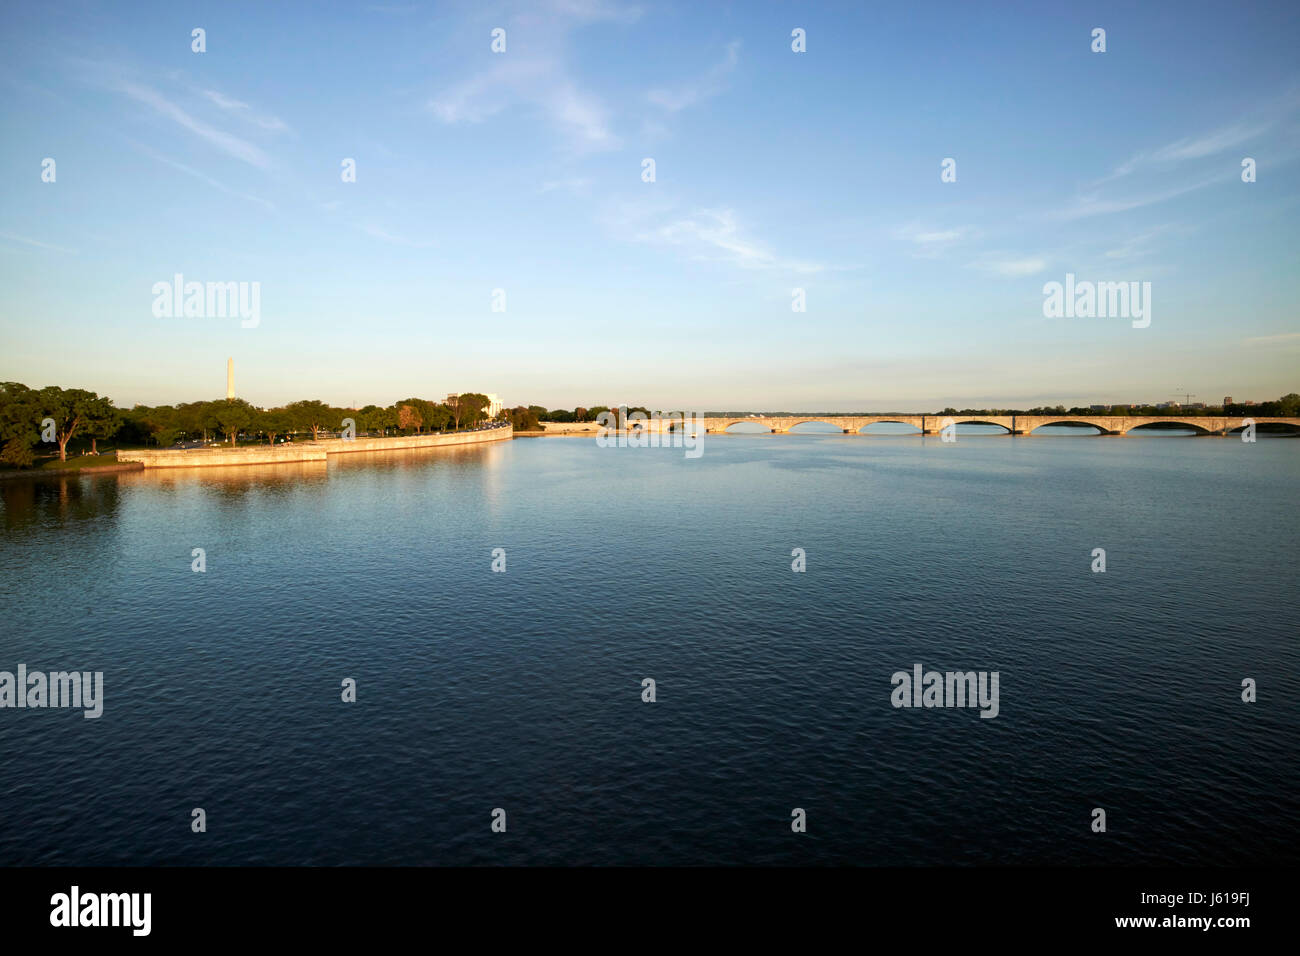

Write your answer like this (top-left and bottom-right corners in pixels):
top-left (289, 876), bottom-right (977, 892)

top-left (0, 383), bottom-right (509, 467)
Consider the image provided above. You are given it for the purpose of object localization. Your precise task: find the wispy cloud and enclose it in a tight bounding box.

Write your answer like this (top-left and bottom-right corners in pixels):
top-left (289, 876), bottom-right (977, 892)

top-left (116, 80), bottom-right (271, 168)
top-left (429, 58), bottom-right (618, 150)
top-left (427, 4), bottom-right (635, 152)
top-left (969, 255), bottom-right (1047, 277)
top-left (1100, 121), bottom-right (1268, 183)
top-left (647, 40), bottom-right (740, 112)
top-left (896, 225), bottom-right (968, 243)
top-left (893, 224), bottom-right (975, 259)
top-left (201, 89), bottom-right (290, 133)
top-left (911, 229), bottom-right (963, 243)
top-left (635, 208), bottom-right (827, 274)
top-left (0, 232), bottom-right (77, 254)
top-left (540, 177), bottom-right (591, 194)
top-left (1052, 175), bottom-right (1225, 221)
top-left (1243, 331), bottom-right (1300, 347)
top-left (1104, 225), bottom-right (1179, 260)
top-left (1064, 90), bottom-right (1300, 222)
top-left (360, 224), bottom-right (435, 248)
top-left (126, 140), bottom-right (277, 211)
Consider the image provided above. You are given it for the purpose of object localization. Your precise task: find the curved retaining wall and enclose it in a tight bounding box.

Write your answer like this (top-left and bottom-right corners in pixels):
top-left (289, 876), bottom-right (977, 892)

top-left (317, 427), bottom-right (513, 455)
top-left (117, 426), bottom-right (512, 468)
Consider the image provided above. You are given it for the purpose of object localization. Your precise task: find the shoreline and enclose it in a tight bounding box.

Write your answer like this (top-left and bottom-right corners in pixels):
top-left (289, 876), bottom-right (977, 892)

top-left (116, 425), bottom-right (513, 468)
top-left (0, 460), bottom-right (145, 482)
top-left (0, 427), bottom-right (513, 479)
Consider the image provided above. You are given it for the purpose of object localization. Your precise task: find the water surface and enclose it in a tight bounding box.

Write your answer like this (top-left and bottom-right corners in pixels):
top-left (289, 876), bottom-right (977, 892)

top-left (1, 433), bottom-right (1297, 865)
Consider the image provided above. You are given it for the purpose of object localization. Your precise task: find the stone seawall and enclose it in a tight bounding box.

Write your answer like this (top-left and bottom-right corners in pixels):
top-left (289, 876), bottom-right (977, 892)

top-left (117, 426), bottom-right (512, 468)
top-left (316, 428), bottom-right (513, 454)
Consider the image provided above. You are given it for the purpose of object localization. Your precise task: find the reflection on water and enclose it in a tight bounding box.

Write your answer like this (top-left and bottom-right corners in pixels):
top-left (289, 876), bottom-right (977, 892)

top-left (1, 473), bottom-right (124, 535)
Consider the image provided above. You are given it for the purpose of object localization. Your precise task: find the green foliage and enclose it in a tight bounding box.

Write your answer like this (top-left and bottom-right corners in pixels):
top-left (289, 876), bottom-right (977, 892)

top-left (124, 404), bottom-right (183, 447)
top-left (259, 407), bottom-right (291, 443)
top-left (0, 437), bottom-right (35, 468)
top-left (34, 386), bottom-right (117, 460)
top-left (457, 393), bottom-right (490, 426)
top-left (506, 406), bottom-right (542, 430)
top-left (214, 399), bottom-right (256, 444)
top-left (395, 398), bottom-right (426, 433)
top-left (356, 404), bottom-right (397, 435)
top-left (286, 399), bottom-right (332, 439)
top-left (0, 382), bottom-right (41, 453)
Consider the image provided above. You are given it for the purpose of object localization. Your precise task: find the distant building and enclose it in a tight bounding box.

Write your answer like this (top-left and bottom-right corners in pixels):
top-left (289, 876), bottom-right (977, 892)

top-left (1156, 401), bottom-right (1179, 409)
top-left (1090, 404), bottom-right (1109, 412)
top-left (1223, 396), bottom-right (1233, 406)
top-left (1188, 402), bottom-right (1206, 409)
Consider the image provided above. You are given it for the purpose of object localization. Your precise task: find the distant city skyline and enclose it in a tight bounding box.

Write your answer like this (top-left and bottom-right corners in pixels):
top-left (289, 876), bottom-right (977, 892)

top-left (2, 0), bottom-right (1298, 410)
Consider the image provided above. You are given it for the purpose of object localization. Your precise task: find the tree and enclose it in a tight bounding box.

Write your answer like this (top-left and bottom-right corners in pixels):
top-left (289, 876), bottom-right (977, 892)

top-left (286, 400), bottom-right (331, 440)
top-left (214, 399), bottom-right (255, 445)
top-left (424, 402), bottom-right (452, 432)
top-left (356, 404), bottom-right (396, 436)
top-left (260, 407), bottom-right (290, 444)
top-left (37, 386), bottom-right (116, 461)
top-left (459, 394), bottom-right (490, 426)
top-left (84, 405), bottom-right (123, 455)
top-left (0, 382), bottom-right (40, 464)
top-left (397, 402), bottom-right (423, 433)
top-left (0, 383), bottom-right (39, 468)
top-left (446, 394), bottom-right (465, 429)
top-left (573, 407), bottom-right (589, 422)
top-left (0, 437), bottom-right (34, 468)
top-left (139, 405), bottom-right (183, 447)
top-left (173, 401), bottom-right (215, 443)
top-left (507, 405), bottom-right (541, 430)
top-left (377, 404), bottom-right (400, 435)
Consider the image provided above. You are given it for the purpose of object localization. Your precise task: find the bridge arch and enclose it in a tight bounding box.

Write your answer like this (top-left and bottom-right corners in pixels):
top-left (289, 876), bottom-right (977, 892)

top-left (718, 419), bottom-right (775, 433)
top-left (857, 419), bottom-right (922, 434)
top-left (787, 420), bottom-right (846, 432)
top-left (945, 418), bottom-right (1013, 434)
top-left (1030, 419), bottom-right (1108, 435)
top-left (1124, 419), bottom-right (1214, 436)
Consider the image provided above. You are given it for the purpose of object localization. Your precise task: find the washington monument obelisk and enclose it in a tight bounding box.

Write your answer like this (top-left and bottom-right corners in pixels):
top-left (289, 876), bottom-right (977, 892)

top-left (226, 357), bottom-right (234, 399)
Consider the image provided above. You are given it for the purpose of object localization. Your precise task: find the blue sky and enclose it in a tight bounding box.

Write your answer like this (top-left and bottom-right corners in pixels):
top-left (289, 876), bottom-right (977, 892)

top-left (2, 0), bottom-right (1298, 411)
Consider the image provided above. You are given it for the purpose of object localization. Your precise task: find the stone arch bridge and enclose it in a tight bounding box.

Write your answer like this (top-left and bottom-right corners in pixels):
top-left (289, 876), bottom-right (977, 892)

top-left (693, 415), bottom-right (1300, 436)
